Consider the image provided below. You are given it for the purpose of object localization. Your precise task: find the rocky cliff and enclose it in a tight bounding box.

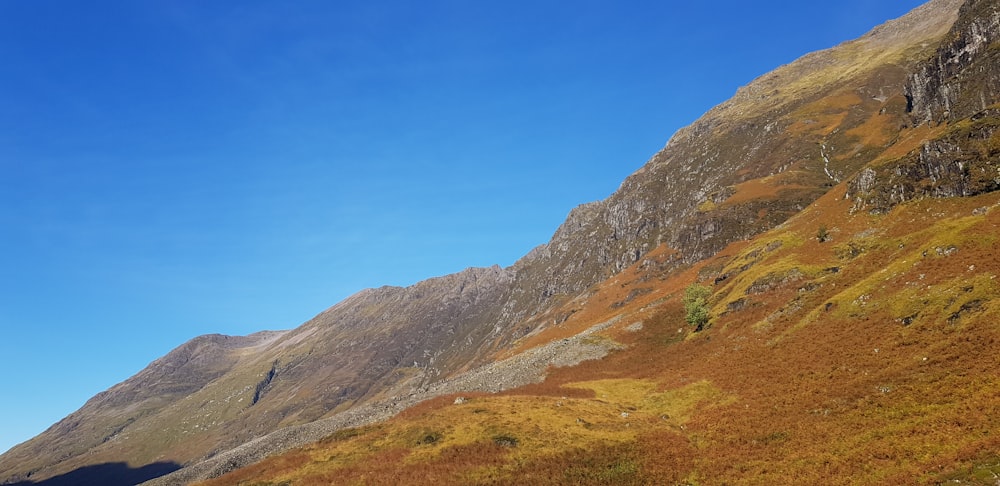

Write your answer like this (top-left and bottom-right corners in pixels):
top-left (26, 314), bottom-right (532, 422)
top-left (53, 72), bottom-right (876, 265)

top-left (851, 0), bottom-right (1000, 213)
top-left (906, 0), bottom-right (1000, 123)
top-left (848, 110), bottom-right (1000, 213)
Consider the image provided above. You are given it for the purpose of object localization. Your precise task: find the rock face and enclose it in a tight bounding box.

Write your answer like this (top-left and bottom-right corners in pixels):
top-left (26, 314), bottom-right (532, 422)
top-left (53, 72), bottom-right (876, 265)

top-left (848, 111), bottom-right (1000, 213)
top-left (0, 1), bottom-right (989, 484)
top-left (518, 0), bottom-right (963, 295)
top-left (906, 0), bottom-right (1000, 123)
top-left (851, 0), bottom-right (1000, 213)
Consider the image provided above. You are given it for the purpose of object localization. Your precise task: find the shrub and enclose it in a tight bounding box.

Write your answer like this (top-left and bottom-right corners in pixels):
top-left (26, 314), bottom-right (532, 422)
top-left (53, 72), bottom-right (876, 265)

top-left (683, 284), bottom-right (712, 331)
top-left (817, 225), bottom-right (830, 242)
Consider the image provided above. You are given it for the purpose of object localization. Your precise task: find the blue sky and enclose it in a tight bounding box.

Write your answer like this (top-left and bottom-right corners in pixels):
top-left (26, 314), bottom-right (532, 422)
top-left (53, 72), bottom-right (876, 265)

top-left (0, 1), bottom-right (927, 455)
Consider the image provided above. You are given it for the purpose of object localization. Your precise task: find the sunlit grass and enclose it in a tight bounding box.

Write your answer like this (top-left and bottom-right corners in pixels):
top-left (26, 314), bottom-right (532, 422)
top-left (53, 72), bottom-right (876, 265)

top-left (199, 110), bottom-right (1000, 486)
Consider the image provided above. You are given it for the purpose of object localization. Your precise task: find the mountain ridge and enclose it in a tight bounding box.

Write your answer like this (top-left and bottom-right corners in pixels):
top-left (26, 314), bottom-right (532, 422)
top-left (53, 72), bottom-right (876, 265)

top-left (185, 0), bottom-right (1000, 477)
top-left (3, 0), bottom-right (996, 484)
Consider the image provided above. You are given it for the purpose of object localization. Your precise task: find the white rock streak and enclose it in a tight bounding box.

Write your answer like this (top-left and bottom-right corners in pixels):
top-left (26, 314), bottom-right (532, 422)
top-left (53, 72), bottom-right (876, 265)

top-left (820, 143), bottom-right (840, 182)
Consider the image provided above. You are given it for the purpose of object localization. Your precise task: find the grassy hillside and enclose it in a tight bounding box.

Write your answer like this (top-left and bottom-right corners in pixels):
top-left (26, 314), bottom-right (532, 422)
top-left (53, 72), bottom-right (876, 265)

top-left (4, 2), bottom-right (990, 484)
top-left (195, 155), bottom-right (1000, 484)
top-left (189, 3), bottom-right (1000, 482)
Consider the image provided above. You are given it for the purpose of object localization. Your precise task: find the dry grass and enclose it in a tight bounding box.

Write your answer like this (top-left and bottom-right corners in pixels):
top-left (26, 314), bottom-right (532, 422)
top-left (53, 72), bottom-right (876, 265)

top-left (193, 22), bottom-right (1000, 480)
top-left (197, 184), bottom-right (1000, 485)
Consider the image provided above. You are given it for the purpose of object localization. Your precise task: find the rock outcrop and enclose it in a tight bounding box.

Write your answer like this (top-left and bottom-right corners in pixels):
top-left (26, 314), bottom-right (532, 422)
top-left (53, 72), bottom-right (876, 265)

top-left (848, 111), bottom-right (1000, 213)
top-left (906, 0), bottom-right (1000, 123)
top-left (850, 0), bottom-right (1000, 213)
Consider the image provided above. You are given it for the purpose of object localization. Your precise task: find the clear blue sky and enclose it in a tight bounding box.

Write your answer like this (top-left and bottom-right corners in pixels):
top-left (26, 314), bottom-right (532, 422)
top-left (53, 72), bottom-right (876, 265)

top-left (0, 1), bottom-right (927, 455)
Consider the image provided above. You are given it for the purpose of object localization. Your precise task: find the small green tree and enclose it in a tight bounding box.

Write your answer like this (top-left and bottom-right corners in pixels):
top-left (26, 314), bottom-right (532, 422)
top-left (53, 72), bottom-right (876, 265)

top-left (683, 283), bottom-right (712, 332)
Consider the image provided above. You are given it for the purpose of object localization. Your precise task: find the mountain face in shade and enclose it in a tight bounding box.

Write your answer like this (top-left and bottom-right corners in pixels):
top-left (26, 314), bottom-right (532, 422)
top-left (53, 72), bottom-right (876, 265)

top-left (6, 0), bottom-right (1000, 484)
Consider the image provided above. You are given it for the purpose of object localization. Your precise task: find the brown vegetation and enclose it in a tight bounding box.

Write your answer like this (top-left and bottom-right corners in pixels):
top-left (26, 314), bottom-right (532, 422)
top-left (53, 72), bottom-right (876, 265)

top-left (198, 175), bottom-right (1000, 485)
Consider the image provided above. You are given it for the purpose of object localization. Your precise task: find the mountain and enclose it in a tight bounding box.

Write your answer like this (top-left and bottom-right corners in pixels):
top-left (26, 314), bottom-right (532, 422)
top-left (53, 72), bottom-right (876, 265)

top-left (3, 0), bottom-right (999, 484)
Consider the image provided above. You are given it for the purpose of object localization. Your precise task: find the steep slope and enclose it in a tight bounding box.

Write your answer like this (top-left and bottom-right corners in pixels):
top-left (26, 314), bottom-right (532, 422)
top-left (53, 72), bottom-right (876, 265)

top-left (0, 332), bottom-right (286, 482)
top-left (907, 0), bottom-right (1000, 123)
top-left (0, 0), bottom-right (979, 484)
top-left (187, 3), bottom-right (1000, 481)
top-left (518, 0), bottom-right (962, 290)
top-left (196, 183), bottom-right (1000, 486)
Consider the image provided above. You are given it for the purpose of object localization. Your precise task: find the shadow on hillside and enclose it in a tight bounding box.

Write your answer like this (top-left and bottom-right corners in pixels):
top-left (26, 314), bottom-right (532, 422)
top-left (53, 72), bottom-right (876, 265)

top-left (6, 461), bottom-right (181, 486)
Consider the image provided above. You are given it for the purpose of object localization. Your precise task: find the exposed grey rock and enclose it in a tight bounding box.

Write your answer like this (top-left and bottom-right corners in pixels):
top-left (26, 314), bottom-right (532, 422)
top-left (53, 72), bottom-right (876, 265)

top-left (847, 110), bottom-right (1000, 213)
top-left (906, 0), bottom-right (1000, 123)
